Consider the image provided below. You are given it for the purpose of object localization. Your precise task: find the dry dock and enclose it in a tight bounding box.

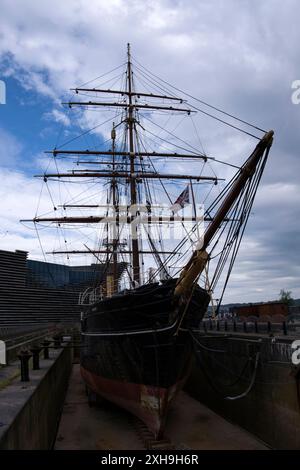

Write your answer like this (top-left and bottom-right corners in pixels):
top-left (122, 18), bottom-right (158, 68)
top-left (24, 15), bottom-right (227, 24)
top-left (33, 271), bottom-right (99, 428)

top-left (1, 325), bottom-right (299, 450)
top-left (55, 364), bottom-right (267, 450)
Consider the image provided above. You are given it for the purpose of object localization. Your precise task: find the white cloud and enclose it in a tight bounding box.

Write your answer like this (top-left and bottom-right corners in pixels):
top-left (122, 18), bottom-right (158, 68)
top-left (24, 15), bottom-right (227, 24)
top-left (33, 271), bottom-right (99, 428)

top-left (0, 165), bottom-right (109, 263)
top-left (44, 109), bottom-right (71, 126)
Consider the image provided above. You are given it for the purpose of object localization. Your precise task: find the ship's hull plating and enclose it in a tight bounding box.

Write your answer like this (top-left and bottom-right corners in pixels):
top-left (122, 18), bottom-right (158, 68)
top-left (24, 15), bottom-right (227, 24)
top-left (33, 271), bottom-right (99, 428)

top-left (81, 366), bottom-right (187, 437)
top-left (80, 279), bottom-right (210, 437)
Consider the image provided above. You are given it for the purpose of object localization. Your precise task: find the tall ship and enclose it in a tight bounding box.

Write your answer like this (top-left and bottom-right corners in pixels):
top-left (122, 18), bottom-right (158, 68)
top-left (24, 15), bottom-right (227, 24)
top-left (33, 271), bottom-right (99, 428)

top-left (24, 45), bottom-right (273, 438)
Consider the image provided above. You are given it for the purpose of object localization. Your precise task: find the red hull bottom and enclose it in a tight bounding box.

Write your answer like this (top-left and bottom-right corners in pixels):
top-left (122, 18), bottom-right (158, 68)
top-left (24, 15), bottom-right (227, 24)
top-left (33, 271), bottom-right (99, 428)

top-left (81, 366), bottom-right (185, 438)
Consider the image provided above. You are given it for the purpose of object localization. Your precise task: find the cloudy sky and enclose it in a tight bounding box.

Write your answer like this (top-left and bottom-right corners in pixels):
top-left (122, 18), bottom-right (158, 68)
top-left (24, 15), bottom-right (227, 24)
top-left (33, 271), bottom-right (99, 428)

top-left (0, 0), bottom-right (299, 303)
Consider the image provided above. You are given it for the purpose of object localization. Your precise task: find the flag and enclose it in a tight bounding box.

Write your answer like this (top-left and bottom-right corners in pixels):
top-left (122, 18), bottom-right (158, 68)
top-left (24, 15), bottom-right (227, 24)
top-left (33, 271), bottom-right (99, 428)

top-left (170, 186), bottom-right (189, 213)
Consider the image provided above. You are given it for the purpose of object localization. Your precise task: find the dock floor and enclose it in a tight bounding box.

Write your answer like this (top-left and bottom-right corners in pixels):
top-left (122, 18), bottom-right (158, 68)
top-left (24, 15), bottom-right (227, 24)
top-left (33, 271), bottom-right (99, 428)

top-left (55, 364), bottom-right (268, 450)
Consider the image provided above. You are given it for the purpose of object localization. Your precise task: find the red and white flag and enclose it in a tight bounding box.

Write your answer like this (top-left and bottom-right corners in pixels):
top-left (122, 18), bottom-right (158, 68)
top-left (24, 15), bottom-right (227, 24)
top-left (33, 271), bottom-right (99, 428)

top-left (170, 185), bottom-right (190, 213)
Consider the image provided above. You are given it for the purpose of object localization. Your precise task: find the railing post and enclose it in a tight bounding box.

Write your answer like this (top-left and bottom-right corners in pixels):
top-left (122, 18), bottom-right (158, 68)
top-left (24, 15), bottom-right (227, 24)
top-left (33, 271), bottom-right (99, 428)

top-left (18, 349), bottom-right (32, 382)
top-left (42, 339), bottom-right (51, 359)
top-left (282, 321), bottom-right (287, 336)
top-left (30, 345), bottom-right (42, 370)
top-left (53, 334), bottom-right (61, 349)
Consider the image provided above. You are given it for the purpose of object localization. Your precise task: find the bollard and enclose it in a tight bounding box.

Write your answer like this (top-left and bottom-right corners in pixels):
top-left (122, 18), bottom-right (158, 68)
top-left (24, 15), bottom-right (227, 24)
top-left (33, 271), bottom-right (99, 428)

top-left (17, 349), bottom-right (32, 382)
top-left (243, 321), bottom-right (247, 333)
top-left (267, 321), bottom-right (271, 333)
top-left (217, 320), bottom-right (220, 331)
top-left (255, 321), bottom-right (258, 334)
top-left (42, 339), bottom-right (51, 359)
top-left (30, 345), bottom-right (42, 370)
top-left (283, 321), bottom-right (287, 336)
top-left (53, 335), bottom-right (61, 349)
top-left (233, 320), bottom-right (237, 332)
top-left (224, 320), bottom-right (228, 331)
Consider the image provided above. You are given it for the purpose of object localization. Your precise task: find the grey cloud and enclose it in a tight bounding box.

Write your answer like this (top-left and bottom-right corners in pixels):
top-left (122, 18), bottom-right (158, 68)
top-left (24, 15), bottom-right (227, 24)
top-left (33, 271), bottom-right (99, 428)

top-left (0, 0), bottom-right (299, 301)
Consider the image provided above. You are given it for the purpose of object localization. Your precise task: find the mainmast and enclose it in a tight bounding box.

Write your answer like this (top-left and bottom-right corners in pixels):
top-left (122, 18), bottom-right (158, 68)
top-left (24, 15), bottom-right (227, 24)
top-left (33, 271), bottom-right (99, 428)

top-left (127, 43), bottom-right (140, 285)
top-left (24, 45), bottom-right (226, 291)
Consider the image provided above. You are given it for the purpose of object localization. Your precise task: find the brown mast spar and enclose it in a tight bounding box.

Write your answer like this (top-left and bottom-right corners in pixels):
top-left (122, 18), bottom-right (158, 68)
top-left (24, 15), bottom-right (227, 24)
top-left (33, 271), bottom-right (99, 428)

top-left (46, 150), bottom-right (211, 160)
top-left (174, 130), bottom-right (274, 298)
top-left (36, 172), bottom-right (222, 182)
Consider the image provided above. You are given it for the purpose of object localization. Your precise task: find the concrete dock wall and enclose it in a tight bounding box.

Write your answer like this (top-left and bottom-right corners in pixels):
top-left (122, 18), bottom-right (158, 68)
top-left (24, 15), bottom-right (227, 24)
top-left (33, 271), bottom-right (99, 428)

top-left (186, 333), bottom-right (300, 449)
top-left (0, 345), bottom-right (72, 449)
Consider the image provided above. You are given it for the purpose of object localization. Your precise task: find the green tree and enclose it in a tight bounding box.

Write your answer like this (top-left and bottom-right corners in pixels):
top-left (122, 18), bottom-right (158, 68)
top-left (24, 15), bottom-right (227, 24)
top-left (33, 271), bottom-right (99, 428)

top-left (279, 289), bottom-right (294, 306)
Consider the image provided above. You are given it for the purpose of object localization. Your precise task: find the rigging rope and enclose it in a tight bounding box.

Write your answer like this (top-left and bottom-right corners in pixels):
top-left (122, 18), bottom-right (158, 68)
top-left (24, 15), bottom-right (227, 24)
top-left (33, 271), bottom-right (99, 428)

top-left (132, 58), bottom-right (266, 135)
top-left (191, 333), bottom-right (261, 400)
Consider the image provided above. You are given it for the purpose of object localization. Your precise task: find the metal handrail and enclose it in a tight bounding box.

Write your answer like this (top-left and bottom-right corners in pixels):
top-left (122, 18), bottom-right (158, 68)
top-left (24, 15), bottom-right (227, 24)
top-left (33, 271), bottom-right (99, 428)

top-left (78, 286), bottom-right (104, 305)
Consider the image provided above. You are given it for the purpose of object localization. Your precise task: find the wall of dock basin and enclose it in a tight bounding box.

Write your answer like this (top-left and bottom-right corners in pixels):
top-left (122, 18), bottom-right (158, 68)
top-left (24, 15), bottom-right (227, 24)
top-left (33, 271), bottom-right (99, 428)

top-left (186, 333), bottom-right (300, 449)
top-left (0, 345), bottom-right (72, 449)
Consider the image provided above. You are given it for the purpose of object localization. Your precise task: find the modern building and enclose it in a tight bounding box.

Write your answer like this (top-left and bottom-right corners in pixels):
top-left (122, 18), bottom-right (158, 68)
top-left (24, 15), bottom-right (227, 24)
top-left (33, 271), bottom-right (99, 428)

top-left (0, 249), bottom-right (126, 325)
top-left (26, 258), bottom-right (126, 290)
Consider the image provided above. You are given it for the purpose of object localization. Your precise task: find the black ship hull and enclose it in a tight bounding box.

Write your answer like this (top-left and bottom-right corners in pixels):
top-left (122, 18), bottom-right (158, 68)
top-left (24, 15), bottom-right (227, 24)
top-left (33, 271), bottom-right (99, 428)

top-left (80, 278), bottom-right (210, 437)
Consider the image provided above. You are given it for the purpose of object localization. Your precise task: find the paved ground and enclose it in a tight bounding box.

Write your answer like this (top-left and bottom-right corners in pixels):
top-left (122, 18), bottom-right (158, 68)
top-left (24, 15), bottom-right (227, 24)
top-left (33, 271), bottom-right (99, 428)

top-left (55, 365), bottom-right (268, 450)
top-left (0, 364), bottom-right (20, 391)
top-left (55, 364), bottom-right (142, 450)
top-left (164, 392), bottom-right (267, 450)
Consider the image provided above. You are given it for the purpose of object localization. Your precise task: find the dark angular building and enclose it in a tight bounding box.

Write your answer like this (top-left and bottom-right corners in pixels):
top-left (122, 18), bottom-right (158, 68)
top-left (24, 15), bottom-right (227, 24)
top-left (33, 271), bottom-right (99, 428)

top-left (0, 249), bottom-right (125, 326)
top-left (26, 258), bottom-right (124, 290)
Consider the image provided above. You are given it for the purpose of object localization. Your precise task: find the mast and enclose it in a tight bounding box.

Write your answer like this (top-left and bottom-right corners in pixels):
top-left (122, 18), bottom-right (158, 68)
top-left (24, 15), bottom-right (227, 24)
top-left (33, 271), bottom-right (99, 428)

top-left (25, 44), bottom-right (268, 297)
top-left (127, 43), bottom-right (140, 285)
top-left (111, 123), bottom-right (118, 292)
